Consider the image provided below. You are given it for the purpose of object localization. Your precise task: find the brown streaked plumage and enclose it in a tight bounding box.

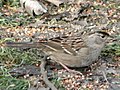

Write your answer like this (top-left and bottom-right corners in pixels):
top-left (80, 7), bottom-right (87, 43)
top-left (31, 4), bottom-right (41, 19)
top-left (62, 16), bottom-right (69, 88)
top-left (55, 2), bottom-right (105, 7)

top-left (3, 31), bottom-right (109, 67)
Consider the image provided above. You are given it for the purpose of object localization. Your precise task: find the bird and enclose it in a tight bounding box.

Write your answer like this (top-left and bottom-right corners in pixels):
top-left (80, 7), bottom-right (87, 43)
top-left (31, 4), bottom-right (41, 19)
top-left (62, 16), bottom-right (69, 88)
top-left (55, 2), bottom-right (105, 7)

top-left (3, 31), bottom-right (110, 68)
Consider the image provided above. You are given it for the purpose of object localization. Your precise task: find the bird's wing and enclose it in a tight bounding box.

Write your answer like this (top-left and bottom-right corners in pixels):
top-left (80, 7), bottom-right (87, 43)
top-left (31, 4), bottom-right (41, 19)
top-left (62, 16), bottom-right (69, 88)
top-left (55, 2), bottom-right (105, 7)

top-left (48, 35), bottom-right (87, 55)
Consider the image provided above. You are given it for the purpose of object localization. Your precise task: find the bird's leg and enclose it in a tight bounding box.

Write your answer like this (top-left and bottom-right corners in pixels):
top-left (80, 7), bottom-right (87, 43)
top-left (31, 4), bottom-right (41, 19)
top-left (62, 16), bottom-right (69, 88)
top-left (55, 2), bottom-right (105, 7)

top-left (59, 62), bottom-right (84, 76)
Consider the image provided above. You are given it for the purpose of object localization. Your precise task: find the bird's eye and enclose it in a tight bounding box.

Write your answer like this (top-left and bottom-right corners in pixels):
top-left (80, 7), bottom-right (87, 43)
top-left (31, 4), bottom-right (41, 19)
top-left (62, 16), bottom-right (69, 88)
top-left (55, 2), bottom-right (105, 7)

top-left (101, 35), bottom-right (105, 38)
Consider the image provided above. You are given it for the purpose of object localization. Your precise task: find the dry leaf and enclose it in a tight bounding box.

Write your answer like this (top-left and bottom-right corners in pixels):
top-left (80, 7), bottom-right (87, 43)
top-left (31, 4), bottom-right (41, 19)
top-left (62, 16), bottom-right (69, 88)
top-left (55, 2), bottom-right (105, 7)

top-left (20, 0), bottom-right (47, 16)
top-left (46, 0), bottom-right (64, 6)
top-left (45, 0), bottom-right (77, 6)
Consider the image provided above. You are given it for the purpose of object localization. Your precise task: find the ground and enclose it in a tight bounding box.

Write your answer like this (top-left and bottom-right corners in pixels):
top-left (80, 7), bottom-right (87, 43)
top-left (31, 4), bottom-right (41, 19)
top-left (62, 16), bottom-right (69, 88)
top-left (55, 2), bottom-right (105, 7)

top-left (0, 0), bottom-right (120, 90)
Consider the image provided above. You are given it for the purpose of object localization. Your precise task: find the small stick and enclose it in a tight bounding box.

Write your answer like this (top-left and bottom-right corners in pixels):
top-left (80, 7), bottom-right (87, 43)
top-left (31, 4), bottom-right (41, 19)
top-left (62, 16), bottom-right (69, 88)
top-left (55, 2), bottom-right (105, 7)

top-left (40, 56), bottom-right (57, 90)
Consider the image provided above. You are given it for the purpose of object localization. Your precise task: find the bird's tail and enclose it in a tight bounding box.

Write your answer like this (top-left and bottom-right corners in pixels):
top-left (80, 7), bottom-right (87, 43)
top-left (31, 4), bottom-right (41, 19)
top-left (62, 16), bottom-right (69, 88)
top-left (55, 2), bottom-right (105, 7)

top-left (2, 41), bottom-right (63, 52)
top-left (2, 42), bottom-right (46, 48)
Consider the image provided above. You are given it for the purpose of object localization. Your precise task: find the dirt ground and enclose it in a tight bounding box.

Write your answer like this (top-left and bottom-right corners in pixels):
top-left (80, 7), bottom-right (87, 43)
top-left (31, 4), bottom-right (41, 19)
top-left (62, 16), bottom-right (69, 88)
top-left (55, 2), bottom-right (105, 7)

top-left (0, 0), bottom-right (120, 90)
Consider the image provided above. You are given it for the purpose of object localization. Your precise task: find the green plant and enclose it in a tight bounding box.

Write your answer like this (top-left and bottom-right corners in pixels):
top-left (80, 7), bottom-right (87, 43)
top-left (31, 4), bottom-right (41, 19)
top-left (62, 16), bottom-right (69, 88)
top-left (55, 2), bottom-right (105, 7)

top-left (0, 66), bottom-right (29, 90)
top-left (1, 0), bottom-right (20, 7)
top-left (0, 38), bottom-right (42, 67)
top-left (102, 43), bottom-right (120, 56)
top-left (0, 13), bottom-right (34, 27)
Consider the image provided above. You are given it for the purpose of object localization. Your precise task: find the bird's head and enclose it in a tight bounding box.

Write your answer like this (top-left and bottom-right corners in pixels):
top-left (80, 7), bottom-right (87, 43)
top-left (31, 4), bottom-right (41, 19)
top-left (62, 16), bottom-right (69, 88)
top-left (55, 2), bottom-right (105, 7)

top-left (85, 31), bottom-right (110, 47)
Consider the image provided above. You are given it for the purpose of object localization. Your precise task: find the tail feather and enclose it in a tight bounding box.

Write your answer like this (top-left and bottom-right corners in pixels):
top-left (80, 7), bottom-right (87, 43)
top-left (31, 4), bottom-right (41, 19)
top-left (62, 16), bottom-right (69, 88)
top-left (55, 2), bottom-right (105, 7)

top-left (4, 41), bottom-right (63, 51)
top-left (4, 42), bottom-right (45, 48)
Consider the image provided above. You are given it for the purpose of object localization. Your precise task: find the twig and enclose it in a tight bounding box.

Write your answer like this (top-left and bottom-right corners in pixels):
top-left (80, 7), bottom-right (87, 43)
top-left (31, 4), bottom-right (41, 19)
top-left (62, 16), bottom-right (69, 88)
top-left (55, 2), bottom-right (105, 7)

top-left (102, 71), bottom-right (116, 90)
top-left (40, 56), bottom-right (57, 90)
top-left (102, 71), bottom-right (109, 84)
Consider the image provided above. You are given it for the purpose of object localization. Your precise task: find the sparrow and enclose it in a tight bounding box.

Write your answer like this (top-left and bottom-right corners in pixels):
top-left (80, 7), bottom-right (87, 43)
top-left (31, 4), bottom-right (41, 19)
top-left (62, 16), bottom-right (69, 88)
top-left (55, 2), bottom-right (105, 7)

top-left (3, 31), bottom-right (109, 67)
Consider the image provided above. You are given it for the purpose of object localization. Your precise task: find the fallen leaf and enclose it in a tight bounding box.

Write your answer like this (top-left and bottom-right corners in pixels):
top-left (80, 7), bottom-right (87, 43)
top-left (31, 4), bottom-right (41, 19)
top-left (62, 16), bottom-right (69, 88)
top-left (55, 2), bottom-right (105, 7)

top-left (20, 0), bottom-right (47, 16)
